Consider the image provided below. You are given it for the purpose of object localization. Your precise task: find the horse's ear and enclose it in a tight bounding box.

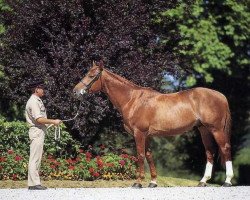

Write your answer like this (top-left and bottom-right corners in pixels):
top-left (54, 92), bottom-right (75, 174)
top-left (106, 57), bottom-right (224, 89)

top-left (93, 61), bottom-right (97, 67)
top-left (99, 60), bottom-right (104, 70)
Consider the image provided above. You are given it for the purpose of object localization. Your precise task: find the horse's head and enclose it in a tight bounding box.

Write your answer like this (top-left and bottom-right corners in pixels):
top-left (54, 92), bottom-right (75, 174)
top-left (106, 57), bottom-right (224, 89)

top-left (73, 61), bottom-right (103, 98)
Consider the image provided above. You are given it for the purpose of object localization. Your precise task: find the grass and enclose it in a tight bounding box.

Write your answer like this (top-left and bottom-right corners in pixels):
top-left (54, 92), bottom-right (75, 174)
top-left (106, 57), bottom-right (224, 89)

top-left (0, 175), bottom-right (200, 189)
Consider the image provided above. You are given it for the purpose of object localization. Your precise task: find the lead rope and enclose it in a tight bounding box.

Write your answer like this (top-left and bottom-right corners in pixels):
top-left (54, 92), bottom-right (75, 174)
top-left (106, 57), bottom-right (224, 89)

top-left (47, 103), bottom-right (81, 140)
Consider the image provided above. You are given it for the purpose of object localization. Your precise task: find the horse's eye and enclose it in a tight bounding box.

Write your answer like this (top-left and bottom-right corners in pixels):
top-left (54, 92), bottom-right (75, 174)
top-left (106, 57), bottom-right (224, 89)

top-left (89, 75), bottom-right (95, 78)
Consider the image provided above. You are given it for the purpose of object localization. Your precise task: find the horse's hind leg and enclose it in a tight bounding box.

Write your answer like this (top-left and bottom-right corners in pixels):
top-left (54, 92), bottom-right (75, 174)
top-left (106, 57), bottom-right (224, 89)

top-left (145, 138), bottom-right (157, 188)
top-left (211, 129), bottom-right (234, 186)
top-left (198, 126), bottom-right (216, 186)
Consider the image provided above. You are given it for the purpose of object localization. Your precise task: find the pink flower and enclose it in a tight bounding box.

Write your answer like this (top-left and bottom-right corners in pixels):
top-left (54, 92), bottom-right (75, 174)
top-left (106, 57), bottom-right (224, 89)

top-left (119, 160), bottom-right (126, 166)
top-left (8, 150), bottom-right (14, 154)
top-left (15, 155), bottom-right (22, 161)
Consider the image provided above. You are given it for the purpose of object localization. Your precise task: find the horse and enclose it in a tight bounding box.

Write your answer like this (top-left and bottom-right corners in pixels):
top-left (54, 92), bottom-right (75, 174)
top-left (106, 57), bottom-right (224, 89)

top-left (73, 61), bottom-right (234, 188)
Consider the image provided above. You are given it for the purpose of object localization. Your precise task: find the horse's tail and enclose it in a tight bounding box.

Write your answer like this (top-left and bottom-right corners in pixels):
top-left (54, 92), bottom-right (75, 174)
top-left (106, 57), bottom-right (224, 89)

top-left (219, 107), bottom-right (232, 166)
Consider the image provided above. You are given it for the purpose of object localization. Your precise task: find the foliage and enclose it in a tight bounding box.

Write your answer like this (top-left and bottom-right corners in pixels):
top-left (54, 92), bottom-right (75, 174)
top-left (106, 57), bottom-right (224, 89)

top-left (0, 149), bottom-right (28, 180)
top-left (0, 148), bottom-right (137, 181)
top-left (232, 147), bottom-right (250, 182)
top-left (0, 117), bottom-right (81, 157)
top-left (158, 0), bottom-right (250, 85)
top-left (0, 0), bottom-right (180, 141)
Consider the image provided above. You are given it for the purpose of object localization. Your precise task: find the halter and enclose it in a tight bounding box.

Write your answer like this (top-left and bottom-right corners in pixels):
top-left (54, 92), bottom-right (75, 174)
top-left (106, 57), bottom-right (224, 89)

top-left (80, 69), bottom-right (103, 95)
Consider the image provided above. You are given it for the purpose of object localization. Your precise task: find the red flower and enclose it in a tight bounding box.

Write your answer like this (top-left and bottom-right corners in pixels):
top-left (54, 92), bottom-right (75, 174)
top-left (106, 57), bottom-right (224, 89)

top-left (121, 154), bottom-right (129, 158)
top-left (66, 158), bottom-right (75, 164)
top-left (55, 161), bottom-right (60, 166)
top-left (8, 150), bottom-right (14, 154)
top-left (131, 156), bottom-right (138, 162)
top-left (78, 149), bottom-right (84, 153)
top-left (50, 165), bottom-right (56, 169)
top-left (119, 160), bottom-right (126, 166)
top-left (86, 157), bottom-right (91, 162)
top-left (76, 157), bottom-right (81, 162)
top-left (100, 144), bottom-right (105, 150)
top-left (89, 167), bottom-right (94, 173)
top-left (93, 172), bottom-right (100, 177)
top-left (68, 165), bottom-right (75, 170)
top-left (0, 157), bottom-right (6, 162)
top-left (12, 174), bottom-right (17, 180)
top-left (15, 155), bottom-right (22, 161)
top-left (105, 163), bottom-right (114, 167)
top-left (96, 158), bottom-right (103, 168)
top-left (47, 155), bottom-right (53, 159)
top-left (85, 152), bottom-right (92, 158)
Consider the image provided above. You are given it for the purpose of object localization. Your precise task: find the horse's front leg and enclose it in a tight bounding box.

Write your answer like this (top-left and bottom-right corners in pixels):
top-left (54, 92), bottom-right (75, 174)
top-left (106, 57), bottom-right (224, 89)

top-left (145, 138), bottom-right (157, 188)
top-left (132, 130), bottom-right (146, 188)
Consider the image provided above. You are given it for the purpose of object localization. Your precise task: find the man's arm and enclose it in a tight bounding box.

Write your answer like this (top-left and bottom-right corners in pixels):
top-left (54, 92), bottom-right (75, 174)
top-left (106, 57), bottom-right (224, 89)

top-left (36, 117), bottom-right (61, 126)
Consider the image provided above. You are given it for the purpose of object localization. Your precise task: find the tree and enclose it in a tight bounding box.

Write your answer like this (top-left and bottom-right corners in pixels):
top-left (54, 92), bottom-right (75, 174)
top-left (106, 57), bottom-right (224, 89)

top-left (158, 0), bottom-right (249, 85)
top-left (0, 0), bottom-right (180, 142)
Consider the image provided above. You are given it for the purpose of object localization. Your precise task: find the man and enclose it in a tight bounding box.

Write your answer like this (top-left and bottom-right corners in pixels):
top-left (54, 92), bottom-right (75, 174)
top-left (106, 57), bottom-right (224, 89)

top-left (25, 79), bottom-right (61, 190)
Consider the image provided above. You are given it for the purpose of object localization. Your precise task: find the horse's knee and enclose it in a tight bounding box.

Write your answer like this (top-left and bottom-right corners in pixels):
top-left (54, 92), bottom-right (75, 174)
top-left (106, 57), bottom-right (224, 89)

top-left (137, 153), bottom-right (145, 162)
top-left (146, 151), bottom-right (152, 158)
top-left (205, 149), bottom-right (215, 163)
top-left (222, 143), bottom-right (232, 160)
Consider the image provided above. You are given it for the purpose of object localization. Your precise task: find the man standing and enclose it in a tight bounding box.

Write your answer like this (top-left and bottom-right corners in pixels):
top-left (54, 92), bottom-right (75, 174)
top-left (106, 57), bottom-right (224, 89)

top-left (25, 79), bottom-right (61, 190)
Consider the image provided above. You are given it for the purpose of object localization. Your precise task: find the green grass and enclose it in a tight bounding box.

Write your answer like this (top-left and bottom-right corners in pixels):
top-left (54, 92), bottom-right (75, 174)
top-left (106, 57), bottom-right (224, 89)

top-left (0, 175), bottom-right (200, 189)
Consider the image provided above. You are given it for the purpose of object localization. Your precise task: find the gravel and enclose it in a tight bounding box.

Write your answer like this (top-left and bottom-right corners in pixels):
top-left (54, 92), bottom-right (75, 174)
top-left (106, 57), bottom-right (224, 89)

top-left (1, 187), bottom-right (249, 200)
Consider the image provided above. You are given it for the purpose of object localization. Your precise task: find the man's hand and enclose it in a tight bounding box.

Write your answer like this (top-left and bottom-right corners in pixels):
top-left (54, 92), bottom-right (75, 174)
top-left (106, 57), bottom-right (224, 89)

top-left (36, 117), bottom-right (62, 126)
top-left (53, 119), bottom-right (62, 126)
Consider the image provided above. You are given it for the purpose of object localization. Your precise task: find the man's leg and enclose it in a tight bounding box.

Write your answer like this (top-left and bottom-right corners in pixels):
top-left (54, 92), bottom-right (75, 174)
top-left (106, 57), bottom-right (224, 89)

top-left (28, 128), bottom-right (45, 187)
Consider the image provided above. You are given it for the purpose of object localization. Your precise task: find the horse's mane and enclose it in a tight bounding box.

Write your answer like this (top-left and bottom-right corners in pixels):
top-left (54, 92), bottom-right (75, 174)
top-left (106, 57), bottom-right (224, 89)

top-left (104, 69), bottom-right (143, 89)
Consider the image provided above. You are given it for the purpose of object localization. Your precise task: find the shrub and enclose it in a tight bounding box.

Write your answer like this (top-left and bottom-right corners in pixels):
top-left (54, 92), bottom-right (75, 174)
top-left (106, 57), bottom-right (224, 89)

top-left (0, 117), bottom-right (81, 157)
top-left (0, 148), bottom-right (137, 181)
top-left (0, 117), bottom-right (137, 180)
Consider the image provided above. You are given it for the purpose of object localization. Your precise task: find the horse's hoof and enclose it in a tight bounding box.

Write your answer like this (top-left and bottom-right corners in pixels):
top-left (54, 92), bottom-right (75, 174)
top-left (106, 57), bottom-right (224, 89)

top-left (132, 183), bottom-right (143, 189)
top-left (148, 183), bottom-right (157, 188)
top-left (197, 182), bottom-right (207, 187)
top-left (222, 182), bottom-right (232, 187)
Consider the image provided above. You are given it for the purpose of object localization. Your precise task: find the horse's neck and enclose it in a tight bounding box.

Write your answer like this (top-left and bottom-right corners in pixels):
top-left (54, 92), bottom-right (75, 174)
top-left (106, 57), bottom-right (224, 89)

top-left (101, 70), bottom-right (140, 111)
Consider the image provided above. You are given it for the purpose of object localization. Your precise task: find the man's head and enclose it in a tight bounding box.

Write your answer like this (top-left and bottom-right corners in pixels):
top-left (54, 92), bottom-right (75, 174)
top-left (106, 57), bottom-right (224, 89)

top-left (28, 79), bottom-right (45, 97)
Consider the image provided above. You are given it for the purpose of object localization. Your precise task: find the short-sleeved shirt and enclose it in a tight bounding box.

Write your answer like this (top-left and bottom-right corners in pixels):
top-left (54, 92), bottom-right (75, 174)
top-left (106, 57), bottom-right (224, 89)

top-left (25, 94), bottom-right (47, 130)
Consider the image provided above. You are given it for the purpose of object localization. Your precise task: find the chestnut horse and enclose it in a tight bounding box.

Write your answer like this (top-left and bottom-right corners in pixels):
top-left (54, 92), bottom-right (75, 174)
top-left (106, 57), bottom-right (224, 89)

top-left (73, 61), bottom-right (234, 188)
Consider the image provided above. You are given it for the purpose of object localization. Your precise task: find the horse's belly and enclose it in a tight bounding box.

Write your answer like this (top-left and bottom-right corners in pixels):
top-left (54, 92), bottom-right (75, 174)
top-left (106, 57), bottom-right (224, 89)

top-left (148, 124), bottom-right (194, 136)
top-left (148, 114), bottom-right (197, 136)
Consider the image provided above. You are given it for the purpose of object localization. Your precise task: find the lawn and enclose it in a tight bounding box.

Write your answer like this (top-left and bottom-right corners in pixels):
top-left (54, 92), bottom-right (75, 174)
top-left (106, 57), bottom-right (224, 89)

top-left (0, 175), bottom-right (200, 189)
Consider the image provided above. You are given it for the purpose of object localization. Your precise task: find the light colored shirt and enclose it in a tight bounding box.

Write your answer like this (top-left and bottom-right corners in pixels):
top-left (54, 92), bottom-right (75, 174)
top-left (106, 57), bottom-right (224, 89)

top-left (25, 94), bottom-right (47, 130)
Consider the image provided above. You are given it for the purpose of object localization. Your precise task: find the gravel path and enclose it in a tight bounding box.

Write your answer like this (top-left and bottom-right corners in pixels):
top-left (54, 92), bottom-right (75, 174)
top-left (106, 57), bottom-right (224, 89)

top-left (1, 187), bottom-right (249, 200)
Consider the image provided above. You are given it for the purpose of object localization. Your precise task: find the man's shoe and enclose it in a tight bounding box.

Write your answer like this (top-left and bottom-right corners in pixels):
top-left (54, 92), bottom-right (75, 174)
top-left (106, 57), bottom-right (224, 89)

top-left (28, 185), bottom-right (47, 190)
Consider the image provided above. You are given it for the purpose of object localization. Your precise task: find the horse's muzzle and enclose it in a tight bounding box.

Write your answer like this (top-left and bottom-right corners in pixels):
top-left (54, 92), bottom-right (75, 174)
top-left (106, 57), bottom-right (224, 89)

top-left (73, 88), bottom-right (87, 98)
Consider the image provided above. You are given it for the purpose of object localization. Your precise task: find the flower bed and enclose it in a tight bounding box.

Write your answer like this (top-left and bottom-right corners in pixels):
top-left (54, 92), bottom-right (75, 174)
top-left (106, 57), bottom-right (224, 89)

top-left (0, 148), bottom-right (137, 181)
